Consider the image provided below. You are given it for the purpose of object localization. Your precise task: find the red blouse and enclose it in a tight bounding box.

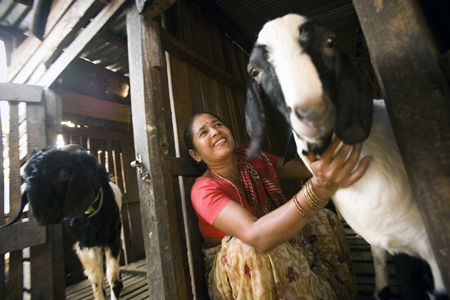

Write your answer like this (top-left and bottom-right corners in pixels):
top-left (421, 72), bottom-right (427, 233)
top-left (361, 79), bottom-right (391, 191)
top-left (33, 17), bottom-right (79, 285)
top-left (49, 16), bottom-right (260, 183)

top-left (190, 151), bottom-right (278, 239)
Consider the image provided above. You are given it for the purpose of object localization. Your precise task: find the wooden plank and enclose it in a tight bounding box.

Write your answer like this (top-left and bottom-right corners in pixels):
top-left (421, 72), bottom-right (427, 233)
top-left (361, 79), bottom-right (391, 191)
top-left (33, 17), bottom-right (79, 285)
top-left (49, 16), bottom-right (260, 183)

top-left (44, 87), bottom-right (63, 147)
top-left (0, 82), bottom-right (43, 102)
top-left (353, 0), bottom-right (450, 291)
top-left (0, 221), bottom-right (46, 254)
top-left (27, 95), bottom-right (65, 299)
top-left (8, 102), bottom-right (21, 222)
top-left (6, 0), bottom-right (77, 81)
top-left (161, 29), bottom-right (245, 91)
top-left (62, 91), bottom-right (132, 123)
top-left (0, 107), bottom-right (4, 300)
top-left (126, 3), bottom-right (192, 299)
top-left (139, 0), bottom-right (177, 19)
top-left (188, 0), bottom-right (253, 53)
top-left (9, 0), bottom-right (100, 83)
top-left (38, 0), bottom-right (128, 88)
top-left (120, 142), bottom-right (145, 262)
top-left (166, 53), bottom-right (194, 156)
top-left (170, 157), bottom-right (203, 176)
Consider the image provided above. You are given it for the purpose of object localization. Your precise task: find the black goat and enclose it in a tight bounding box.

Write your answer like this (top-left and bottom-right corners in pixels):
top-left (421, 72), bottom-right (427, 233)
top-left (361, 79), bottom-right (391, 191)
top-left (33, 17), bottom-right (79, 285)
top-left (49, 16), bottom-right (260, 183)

top-left (245, 14), bottom-right (447, 300)
top-left (4, 145), bottom-right (123, 300)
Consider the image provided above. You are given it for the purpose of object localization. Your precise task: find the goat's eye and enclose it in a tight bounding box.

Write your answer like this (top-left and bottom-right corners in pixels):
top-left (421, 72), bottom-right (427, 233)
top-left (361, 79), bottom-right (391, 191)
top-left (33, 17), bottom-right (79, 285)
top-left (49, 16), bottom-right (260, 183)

top-left (250, 68), bottom-right (259, 77)
top-left (58, 170), bottom-right (70, 182)
top-left (326, 37), bottom-right (335, 49)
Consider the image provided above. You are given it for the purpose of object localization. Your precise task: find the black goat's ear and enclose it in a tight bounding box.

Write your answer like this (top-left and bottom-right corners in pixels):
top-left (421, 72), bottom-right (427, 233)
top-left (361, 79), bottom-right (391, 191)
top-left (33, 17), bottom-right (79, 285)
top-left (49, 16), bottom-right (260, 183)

top-left (245, 77), bottom-right (266, 157)
top-left (283, 132), bottom-right (298, 165)
top-left (0, 192), bottom-right (29, 229)
top-left (334, 49), bottom-right (373, 144)
top-left (63, 172), bottom-right (95, 218)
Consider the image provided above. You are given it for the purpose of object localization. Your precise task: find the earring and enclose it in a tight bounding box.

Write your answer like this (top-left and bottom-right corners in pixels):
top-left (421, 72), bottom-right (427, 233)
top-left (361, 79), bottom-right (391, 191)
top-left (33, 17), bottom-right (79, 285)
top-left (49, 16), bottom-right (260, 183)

top-left (196, 158), bottom-right (201, 164)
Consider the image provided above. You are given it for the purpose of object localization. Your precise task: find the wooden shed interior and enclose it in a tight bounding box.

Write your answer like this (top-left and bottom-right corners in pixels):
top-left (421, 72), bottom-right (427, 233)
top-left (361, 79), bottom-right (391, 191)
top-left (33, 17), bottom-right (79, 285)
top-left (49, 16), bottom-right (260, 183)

top-left (0, 0), bottom-right (449, 299)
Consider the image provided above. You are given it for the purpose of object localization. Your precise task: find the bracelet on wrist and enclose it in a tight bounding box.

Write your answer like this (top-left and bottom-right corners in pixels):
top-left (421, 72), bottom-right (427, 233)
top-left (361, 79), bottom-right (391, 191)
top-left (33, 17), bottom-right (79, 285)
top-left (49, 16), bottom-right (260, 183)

top-left (293, 193), bottom-right (310, 219)
top-left (302, 179), bottom-right (328, 210)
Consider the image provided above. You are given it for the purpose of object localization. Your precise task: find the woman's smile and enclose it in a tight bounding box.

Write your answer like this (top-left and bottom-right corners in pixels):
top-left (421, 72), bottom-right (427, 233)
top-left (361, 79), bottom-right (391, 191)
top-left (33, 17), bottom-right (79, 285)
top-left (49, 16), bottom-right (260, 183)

top-left (212, 138), bottom-right (227, 148)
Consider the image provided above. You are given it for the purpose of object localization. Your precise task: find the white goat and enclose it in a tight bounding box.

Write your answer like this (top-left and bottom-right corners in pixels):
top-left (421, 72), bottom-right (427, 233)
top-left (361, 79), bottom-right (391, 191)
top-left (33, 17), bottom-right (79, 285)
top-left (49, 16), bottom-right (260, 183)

top-left (245, 14), bottom-right (447, 299)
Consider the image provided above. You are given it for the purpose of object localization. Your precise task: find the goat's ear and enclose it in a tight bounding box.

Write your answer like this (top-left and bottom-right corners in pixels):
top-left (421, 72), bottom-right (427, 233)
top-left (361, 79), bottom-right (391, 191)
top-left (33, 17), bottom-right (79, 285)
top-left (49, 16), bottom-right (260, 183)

top-left (0, 192), bottom-right (28, 229)
top-left (245, 77), bottom-right (266, 157)
top-left (63, 172), bottom-right (95, 218)
top-left (283, 132), bottom-right (298, 165)
top-left (334, 49), bottom-right (373, 144)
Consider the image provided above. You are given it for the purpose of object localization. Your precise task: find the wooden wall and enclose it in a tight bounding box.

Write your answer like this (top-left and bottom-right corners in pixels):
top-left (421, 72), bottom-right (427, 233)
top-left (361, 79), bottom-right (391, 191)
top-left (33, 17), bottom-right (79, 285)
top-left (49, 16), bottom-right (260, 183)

top-left (158, 1), bottom-right (295, 297)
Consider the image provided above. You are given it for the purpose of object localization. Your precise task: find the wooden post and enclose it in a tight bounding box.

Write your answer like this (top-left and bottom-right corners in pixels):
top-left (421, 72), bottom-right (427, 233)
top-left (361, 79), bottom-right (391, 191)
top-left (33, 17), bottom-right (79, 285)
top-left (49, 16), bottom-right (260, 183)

top-left (27, 93), bottom-right (65, 299)
top-left (126, 3), bottom-right (192, 299)
top-left (352, 0), bottom-right (450, 292)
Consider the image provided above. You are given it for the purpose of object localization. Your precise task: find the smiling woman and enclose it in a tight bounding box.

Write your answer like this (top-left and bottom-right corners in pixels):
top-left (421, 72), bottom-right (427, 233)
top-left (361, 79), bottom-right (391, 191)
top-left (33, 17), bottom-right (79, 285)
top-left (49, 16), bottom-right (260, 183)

top-left (183, 112), bottom-right (370, 299)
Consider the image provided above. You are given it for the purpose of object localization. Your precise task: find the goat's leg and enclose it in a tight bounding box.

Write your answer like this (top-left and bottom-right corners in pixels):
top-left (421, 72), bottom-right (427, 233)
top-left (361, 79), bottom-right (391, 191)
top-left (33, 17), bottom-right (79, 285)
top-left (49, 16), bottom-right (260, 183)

top-left (426, 255), bottom-right (448, 300)
top-left (105, 246), bottom-right (122, 300)
top-left (74, 242), bottom-right (106, 300)
top-left (371, 245), bottom-right (390, 300)
top-left (392, 253), bottom-right (432, 300)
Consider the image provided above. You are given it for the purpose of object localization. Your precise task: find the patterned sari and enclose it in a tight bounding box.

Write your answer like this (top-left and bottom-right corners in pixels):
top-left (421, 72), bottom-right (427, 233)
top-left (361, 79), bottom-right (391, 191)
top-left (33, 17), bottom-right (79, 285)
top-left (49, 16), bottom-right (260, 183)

top-left (203, 147), bottom-right (356, 299)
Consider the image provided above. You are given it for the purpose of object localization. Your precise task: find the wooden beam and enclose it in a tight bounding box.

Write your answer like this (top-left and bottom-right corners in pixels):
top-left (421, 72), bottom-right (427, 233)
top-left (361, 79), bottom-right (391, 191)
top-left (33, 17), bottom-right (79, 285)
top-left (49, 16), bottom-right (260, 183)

top-left (62, 126), bottom-right (133, 142)
top-left (99, 30), bottom-right (128, 50)
top-left (9, 0), bottom-right (100, 83)
top-left (62, 91), bottom-right (131, 123)
top-left (0, 221), bottom-right (46, 254)
top-left (0, 82), bottom-right (43, 102)
top-left (126, 3), bottom-right (192, 299)
top-left (38, 0), bottom-right (128, 88)
top-left (353, 0), bottom-right (450, 292)
top-left (135, 0), bottom-right (177, 19)
top-left (7, 0), bottom-right (76, 78)
top-left (30, 0), bottom-right (53, 40)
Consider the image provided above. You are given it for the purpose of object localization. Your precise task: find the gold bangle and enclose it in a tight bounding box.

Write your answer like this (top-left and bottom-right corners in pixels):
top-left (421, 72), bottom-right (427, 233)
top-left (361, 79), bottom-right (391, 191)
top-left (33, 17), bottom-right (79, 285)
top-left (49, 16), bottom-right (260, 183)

top-left (303, 187), bottom-right (322, 210)
top-left (293, 193), bottom-right (310, 219)
top-left (303, 179), bottom-right (327, 209)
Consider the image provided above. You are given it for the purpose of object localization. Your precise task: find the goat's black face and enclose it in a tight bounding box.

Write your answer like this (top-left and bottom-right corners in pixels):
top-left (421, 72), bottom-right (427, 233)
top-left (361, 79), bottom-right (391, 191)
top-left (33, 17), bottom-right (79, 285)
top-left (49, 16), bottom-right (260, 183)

top-left (23, 147), bottom-right (98, 225)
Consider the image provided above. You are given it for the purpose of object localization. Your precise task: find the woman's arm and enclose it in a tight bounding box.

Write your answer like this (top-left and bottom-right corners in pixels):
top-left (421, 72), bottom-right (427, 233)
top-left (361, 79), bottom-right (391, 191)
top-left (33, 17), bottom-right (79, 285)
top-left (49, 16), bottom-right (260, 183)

top-left (213, 138), bottom-right (371, 253)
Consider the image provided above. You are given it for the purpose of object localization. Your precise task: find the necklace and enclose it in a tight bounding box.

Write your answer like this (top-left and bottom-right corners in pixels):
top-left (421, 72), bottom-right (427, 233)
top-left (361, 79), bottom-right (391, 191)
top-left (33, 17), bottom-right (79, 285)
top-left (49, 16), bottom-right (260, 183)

top-left (209, 169), bottom-right (244, 207)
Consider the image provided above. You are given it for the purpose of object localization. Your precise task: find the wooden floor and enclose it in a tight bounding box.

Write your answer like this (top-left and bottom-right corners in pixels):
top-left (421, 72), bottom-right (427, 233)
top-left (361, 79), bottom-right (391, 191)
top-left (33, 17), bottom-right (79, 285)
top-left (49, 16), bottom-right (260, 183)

top-left (344, 222), bottom-right (402, 300)
top-left (66, 260), bottom-right (149, 300)
top-left (66, 222), bottom-right (401, 300)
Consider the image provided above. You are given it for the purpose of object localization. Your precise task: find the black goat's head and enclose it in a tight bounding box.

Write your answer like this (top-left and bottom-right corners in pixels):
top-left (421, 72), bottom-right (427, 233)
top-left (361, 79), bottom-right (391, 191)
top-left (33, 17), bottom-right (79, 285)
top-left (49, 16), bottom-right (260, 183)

top-left (23, 146), bottom-right (100, 225)
top-left (245, 14), bottom-right (373, 156)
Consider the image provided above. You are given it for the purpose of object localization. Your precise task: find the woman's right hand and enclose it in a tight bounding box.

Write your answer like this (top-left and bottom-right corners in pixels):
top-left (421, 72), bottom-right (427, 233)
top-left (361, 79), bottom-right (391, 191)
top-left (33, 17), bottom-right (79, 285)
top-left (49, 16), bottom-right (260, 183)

top-left (305, 137), bottom-right (371, 200)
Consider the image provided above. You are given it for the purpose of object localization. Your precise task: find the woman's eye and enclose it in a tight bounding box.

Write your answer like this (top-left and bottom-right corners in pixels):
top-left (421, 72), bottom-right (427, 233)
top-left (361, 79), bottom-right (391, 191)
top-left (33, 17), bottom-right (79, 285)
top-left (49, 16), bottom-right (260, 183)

top-left (326, 37), bottom-right (335, 48)
top-left (251, 68), bottom-right (259, 77)
top-left (215, 123), bottom-right (222, 127)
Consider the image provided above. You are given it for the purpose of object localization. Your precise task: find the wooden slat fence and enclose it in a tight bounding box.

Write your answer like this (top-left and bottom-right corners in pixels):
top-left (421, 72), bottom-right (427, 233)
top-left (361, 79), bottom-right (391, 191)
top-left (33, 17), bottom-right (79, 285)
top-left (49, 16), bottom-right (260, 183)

top-left (0, 82), bottom-right (65, 299)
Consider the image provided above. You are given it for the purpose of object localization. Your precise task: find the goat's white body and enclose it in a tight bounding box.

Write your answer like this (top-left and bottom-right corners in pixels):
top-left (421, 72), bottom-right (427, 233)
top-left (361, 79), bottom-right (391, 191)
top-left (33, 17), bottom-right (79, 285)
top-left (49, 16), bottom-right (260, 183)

top-left (250, 14), bottom-right (446, 297)
top-left (294, 100), bottom-right (444, 295)
top-left (110, 182), bottom-right (123, 212)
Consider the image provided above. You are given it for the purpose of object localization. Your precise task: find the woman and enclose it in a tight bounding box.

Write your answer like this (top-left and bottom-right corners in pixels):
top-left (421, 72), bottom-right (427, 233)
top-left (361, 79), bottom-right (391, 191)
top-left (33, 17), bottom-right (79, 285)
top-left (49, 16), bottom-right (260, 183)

top-left (184, 112), bottom-right (371, 299)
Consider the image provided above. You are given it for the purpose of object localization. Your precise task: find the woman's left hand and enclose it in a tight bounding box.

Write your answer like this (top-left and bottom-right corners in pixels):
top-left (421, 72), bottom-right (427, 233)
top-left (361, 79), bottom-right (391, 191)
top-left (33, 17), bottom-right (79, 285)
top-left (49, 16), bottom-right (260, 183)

top-left (305, 137), bottom-right (371, 199)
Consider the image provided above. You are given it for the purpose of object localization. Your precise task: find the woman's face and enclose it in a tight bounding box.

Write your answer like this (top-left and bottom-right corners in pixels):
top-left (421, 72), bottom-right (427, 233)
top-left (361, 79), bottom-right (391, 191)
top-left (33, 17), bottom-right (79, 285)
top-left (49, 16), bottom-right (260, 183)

top-left (189, 113), bottom-right (235, 164)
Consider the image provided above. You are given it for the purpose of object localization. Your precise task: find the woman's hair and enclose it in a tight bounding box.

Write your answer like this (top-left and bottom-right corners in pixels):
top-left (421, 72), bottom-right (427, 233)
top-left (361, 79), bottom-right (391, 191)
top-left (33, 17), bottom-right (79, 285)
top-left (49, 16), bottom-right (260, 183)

top-left (183, 112), bottom-right (223, 150)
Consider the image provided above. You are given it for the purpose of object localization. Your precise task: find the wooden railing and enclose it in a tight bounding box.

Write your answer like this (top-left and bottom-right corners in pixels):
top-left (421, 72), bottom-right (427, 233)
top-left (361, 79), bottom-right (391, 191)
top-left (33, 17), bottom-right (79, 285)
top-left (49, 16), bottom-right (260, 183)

top-left (0, 82), bottom-right (65, 299)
